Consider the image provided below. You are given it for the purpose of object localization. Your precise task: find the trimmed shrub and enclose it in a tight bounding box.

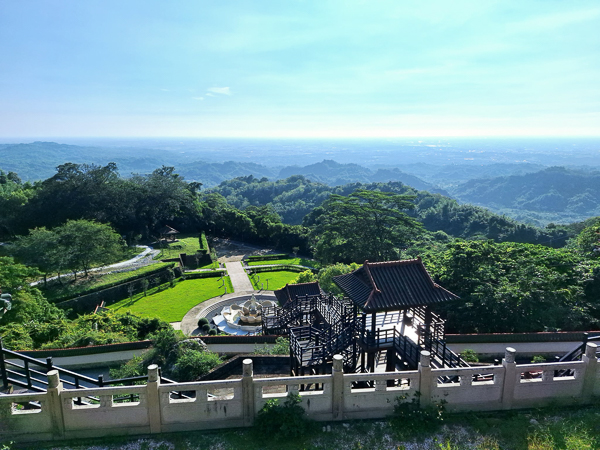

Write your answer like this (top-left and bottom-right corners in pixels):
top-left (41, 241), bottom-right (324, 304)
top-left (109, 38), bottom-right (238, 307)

top-left (197, 317), bottom-right (209, 327)
top-left (254, 392), bottom-right (311, 439)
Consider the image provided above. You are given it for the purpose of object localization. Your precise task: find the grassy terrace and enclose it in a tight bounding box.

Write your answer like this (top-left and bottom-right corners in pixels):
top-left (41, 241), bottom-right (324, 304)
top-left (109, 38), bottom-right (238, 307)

top-left (249, 270), bottom-right (299, 291)
top-left (246, 257), bottom-right (315, 267)
top-left (40, 262), bottom-right (175, 303)
top-left (156, 235), bottom-right (203, 260)
top-left (108, 277), bottom-right (233, 322)
top-left (31, 404), bottom-right (600, 449)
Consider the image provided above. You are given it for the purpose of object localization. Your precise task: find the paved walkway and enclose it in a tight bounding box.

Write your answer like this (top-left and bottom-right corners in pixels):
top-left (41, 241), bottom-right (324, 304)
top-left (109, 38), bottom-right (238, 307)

top-left (30, 245), bottom-right (161, 286)
top-left (224, 261), bottom-right (254, 293)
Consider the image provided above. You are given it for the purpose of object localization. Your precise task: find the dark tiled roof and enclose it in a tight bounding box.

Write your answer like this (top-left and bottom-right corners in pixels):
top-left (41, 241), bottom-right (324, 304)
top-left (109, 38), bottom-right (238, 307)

top-left (160, 225), bottom-right (179, 235)
top-left (332, 258), bottom-right (458, 313)
top-left (274, 282), bottom-right (323, 307)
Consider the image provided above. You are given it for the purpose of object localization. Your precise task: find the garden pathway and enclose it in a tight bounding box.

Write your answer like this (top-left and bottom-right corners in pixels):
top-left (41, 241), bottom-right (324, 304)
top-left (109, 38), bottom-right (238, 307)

top-left (30, 245), bottom-right (161, 286)
top-left (224, 261), bottom-right (254, 293)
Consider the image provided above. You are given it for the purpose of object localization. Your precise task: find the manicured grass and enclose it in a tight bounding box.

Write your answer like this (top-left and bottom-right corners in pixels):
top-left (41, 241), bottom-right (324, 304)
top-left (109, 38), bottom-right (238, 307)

top-left (246, 257), bottom-right (315, 267)
top-left (249, 270), bottom-right (300, 291)
top-left (197, 260), bottom-right (219, 269)
top-left (156, 235), bottom-right (202, 260)
top-left (108, 277), bottom-right (233, 322)
top-left (41, 262), bottom-right (175, 302)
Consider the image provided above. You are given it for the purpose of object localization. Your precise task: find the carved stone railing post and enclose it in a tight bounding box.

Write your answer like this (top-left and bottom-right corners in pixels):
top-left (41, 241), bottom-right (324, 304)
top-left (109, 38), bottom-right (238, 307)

top-left (418, 351), bottom-right (432, 407)
top-left (47, 370), bottom-right (65, 438)
top-left (146, 364), bottom-right (162, 434)
top-left (331, 354), bottom-right (344, 420)
top-left (502, 347), bottom-right (517, 410)
top-left (242, 359), bottom-right (255, 426)
top-left (582, 342), bottom-right (598, 402)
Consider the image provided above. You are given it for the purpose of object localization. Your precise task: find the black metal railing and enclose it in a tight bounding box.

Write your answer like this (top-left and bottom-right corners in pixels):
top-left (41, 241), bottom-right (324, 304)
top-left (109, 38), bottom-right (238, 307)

top-left (1, 338), bottom-right (188, 402)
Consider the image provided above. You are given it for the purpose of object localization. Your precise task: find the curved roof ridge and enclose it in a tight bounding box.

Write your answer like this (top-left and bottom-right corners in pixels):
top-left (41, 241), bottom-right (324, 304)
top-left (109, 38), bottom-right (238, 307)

top-left (365, 257), bottom-right (421, 267)
top-left (363, 261), bottom-right (381, 293)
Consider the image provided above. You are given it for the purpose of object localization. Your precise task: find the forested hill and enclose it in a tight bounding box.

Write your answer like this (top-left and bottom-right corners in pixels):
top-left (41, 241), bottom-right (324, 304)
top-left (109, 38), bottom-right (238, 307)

top-left (277, 160), bottom-right (443, 193)
top-left (449, 167), bottom-right (600, 225)
top-left (0, 142), bottom-right (169, 180)
top-left (0, 142), bottom-right (438, 192)
top-left (210, 175), bottom-right (571, 247)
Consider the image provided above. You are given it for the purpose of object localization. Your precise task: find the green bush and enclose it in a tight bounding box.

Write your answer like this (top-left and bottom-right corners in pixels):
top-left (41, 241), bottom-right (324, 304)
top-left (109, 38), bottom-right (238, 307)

top-left (201, 323), bottom-right (211, 333)
top-left (254, 392), bottom-right (311, 440)
top-left (254, 337), bottom-right (289, 355)
top-left (208, 329), bottom-right (217, 336)
top-left (532, 355), bottom-right (547, 363)
top-left (109, 328), bottom-right (222, 382)
top-left (197, 317), bottom-right (209, 327)
top-left (390, 392), bottom-right (446, 439)
top-left (171, 349), bottom-right (223, 381)
top-left (460, 349), bottom-right (479, 363)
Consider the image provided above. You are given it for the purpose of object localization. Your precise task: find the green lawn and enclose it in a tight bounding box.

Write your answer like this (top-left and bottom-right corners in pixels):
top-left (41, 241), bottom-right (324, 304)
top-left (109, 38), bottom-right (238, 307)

top-left (246, 257), bottom-right (315, 267)
top-left (197, 261), bottom-right (219, 269)
top-left (249, 270), bottom-right (300, 291)
top-left (156, 235), bottom-right (203, 260)
top-left (108, 277), bottom-right (233, 322)
top-left (41, 262), bottom-right (175, 302)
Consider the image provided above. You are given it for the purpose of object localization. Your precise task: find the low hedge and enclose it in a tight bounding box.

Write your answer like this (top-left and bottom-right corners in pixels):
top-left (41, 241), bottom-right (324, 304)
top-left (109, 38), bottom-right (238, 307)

top-left (184, 269), bottom-right (227, 279)
top-left (246, 265), bottom-right (308, 274)
top-left (200, 232), bottom-right (209, 252)
top-left (47, 262), bottom-right (177, 303)
top-left (246, 254), bottom-right (288, 262)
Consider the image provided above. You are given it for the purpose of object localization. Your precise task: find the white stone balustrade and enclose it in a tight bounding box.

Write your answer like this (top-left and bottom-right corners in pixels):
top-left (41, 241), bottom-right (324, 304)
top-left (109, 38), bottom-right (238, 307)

top-left (1, 344), bottom-right (598, 443)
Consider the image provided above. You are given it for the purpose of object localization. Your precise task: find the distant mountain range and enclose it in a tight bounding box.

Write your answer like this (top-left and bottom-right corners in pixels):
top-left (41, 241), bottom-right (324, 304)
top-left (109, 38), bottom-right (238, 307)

top-left (3, 141), bottom-right (600, 226)
top-left (448, 167), bottom-right (600, 226)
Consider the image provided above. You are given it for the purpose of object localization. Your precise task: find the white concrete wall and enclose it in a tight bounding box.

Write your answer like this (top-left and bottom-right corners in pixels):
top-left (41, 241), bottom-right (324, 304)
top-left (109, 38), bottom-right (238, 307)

top-left (1, 344), bottom-right (598, 443)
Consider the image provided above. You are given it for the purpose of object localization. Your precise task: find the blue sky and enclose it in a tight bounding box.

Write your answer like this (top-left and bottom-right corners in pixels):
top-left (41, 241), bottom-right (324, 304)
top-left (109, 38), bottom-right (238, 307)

top-left (0, 0), bottom-right (599, 138)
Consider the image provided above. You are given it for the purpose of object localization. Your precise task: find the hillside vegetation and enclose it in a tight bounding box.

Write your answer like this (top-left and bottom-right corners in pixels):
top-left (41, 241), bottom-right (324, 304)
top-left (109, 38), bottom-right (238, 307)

top-left (2, 160), bottom-right (600, 351)
top-left (450, 167), bottom-right (600, 226)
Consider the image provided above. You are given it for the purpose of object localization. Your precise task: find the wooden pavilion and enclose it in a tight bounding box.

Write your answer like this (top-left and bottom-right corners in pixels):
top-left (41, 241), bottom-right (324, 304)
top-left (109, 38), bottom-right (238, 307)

top-left (333, 258), bottom-right (463, 372)
top-left (159, 225), bottom-right (179, 242)
top-left (263, 258), bottom-right (467, 376)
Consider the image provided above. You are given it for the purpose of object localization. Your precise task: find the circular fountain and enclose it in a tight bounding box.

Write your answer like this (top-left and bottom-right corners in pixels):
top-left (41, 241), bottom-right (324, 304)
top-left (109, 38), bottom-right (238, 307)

top-left (212, 294), bottom-right (276, 335)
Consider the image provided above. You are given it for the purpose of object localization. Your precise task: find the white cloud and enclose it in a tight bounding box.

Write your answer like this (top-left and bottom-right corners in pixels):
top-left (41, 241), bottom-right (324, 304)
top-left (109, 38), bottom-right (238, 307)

top-left (206, 93), bottom-right (215, 97)
top-left (160, 88), bottom-right (170, 92)
top-left (207, 87), bottom-right (232, 95)
top-left (192, 97), bottom-right (204, 101)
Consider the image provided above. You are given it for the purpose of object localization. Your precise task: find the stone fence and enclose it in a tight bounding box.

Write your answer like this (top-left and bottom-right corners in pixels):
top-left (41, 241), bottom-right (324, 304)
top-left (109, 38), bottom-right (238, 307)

top-left (1, 344), bottom-right (598, 443)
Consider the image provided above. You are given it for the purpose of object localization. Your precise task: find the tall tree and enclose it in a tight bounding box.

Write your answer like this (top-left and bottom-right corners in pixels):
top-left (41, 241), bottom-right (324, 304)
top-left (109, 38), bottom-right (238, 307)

top-left (13, 227), bottom-right (66, 286)
top-left (56, 220), bottom-right (125, 277)
top-left (310, 189), bottom-right (423, 263)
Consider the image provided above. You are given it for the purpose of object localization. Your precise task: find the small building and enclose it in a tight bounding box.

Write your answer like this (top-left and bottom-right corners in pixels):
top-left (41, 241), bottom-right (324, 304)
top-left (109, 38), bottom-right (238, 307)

top-left (159, 225), bottom-right (179, 242)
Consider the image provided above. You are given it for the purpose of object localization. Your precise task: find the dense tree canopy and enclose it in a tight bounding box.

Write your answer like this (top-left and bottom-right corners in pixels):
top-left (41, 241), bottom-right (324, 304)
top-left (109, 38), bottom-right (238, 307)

top-left (308, 189), bottom-right (423, 263)
top-left (2, 163), bottom-right (201, 241)
top-left (423, 240), bottom-right (600, 333)
top-left (14, 219), bottom-right (126, 282)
